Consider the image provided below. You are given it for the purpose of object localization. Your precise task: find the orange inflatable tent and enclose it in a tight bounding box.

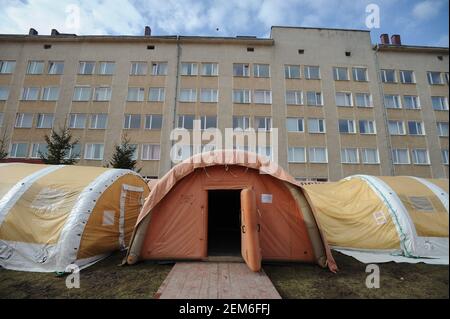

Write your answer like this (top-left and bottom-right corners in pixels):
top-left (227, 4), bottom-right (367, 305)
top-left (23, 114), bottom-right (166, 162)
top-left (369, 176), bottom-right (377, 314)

top-left (126, 150), bottom-right (336, 272)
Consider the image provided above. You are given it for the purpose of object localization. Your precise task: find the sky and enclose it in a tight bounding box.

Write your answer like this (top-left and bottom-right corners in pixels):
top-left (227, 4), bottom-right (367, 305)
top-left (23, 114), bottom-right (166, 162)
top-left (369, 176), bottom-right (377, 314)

top-left (0, 0), bottom-right (448, 47)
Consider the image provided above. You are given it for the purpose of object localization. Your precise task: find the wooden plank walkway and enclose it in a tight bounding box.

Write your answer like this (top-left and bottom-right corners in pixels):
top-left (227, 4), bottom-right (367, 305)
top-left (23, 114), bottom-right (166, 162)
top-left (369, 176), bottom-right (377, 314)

top-left (155, 262), bottom-right (281, 299)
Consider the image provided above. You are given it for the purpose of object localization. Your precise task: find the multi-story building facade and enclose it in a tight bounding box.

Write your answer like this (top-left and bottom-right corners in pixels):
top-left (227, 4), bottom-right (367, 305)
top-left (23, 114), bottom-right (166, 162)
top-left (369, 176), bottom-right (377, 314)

top-left (0, 26), bottom-right (448, 180)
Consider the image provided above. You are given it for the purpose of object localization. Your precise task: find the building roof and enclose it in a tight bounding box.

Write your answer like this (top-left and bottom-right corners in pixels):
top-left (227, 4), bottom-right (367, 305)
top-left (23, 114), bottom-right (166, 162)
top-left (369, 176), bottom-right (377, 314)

top-left (374, 43), bottom-right (449, 54)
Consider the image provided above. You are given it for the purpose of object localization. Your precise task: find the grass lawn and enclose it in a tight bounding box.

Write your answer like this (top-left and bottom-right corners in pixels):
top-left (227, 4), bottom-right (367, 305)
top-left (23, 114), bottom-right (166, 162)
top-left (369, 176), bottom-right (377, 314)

top-left (0, 251), bottom-right (448, 299)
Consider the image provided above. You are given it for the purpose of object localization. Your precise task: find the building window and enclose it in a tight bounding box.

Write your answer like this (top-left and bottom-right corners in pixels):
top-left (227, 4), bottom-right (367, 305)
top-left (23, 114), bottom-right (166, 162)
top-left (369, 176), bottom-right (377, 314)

top-left (181, 63), bottom-right (198, 76)
top-left (392, 149), bottom-right (410, 164)
top-left (177, 115), bottom-right (194, 129)
top-left (255, 117), bottom-right (271, 131)
top-left (442, 149), bottom-right (449, 165)
top-left (306, 91), bottom-right (323, 106)
top-left (21, 87), bottom-right (40, 100)
top-left (201, 63), bottom-right (218, 76)
top-left (341, 148), bottom-right (359, 164)
top-left (173, 145), bottom-right (192, 161)
top-left (400, 70), bottom-right (415, 84)
top-left (0, 60), bottom-right (16, 74)
top-left (304, 66), bottom-right (320, 79)
top-left (285, 91), bottom-right (303, 105)
top-left (333, 67), bottom-right (349, 81)
top-left (309, 147), bottom-right (327, 163)
top-left (90, 114), bottom-right (108, 129)
top-left (9, 143), bottom-right (28, 158)
top-left (285, 65), bottom-right (300, 79)
top-left (403, 95), bottom-right (420, 109)
top-left (445, 73), bottom-right (449, 85)
top-left (254, 90), bottom-right (272, 104)
top-left (30, 143), bottom-right (48, 158)
top-left (27, 61), bottom-right (44, 74)
top-left (144, 114), bottom-right (162, 130)
top-left (286, 118), bottom-right (304, 132)
top-left (233, 116), bottom-right (250, 130)
top-left (384, 95), bottom-right (401, 108)
top-left (308, 118), bottom-right (326, 133)
top-left (437, 122), bottom-right (449, 137)
top-left (69, 113), bottom-right (86, 129)
top-left (130, 62), bottom-right (147, 75)
top-left (152, 62), bottom-right (168, 76)
top-left (355, 93), bottom-right (372, 107)
top-left (84, 143), bottom-right (104, 160)
top-left (257, 146), bottom-right (272, 159)
top-left (352, 67), bottom-right (368, 82)
top-left (253, 64), bottom-right (270, 78)
top-left (427, 71), bottom-right (443, 85)
top-left (388, 120), bottom-right (406, 135)
top-left (78, 61), bottom-right (95, 75)
top-left (412, 149), bottom-right (430, 165)
top-left (200, 89), bottom-right (218, 103)
top-left (432, 96), bottom-right (449, 110)
top-left (408, 121), bottom-right (425, 135)
top-left (339, 119), bottom-right (356, 134)
top-left (142, 144), bottom-right (160, 160)
top-left (73, 86), bottom-right (92, 101)
top-left (233, 63), bottom-right (250, 77)
top-left (361, 148), bottom-right (379, 164)
top-left (359, 120), bottom-right (376, 134)
top-left (288, 147), bottom-right (306, 163)
top-left (200, 116), bottom-right (217, 130)
top-left (149, 88), bottom-right (165, 102)
top-left (179, 89), bottom-right (197, 102)
top-left (93, 87), bottom-right (111, 101)
top-left (41, 87), bottom-right (59, 101)
top-left (335, 92), bottom-right (353, 107)
top-left (0, 113), bottom-right (3, 127)
top-left (124, 114), bottom-right (141, 129)
top-left (36, 113), bottom-right (54, 128)
top-left (233, 89), bottom-right (251, 103)
top-left (98, 62), bottom-right (115, 75)
top-left (65, 144), bottom-right (81, 159)
top-left (0, 87), bottom-right (9, 100)
top-left (380, 69), bottom-right (396, 83)
top-left (48, 61), bottom-right (64, 75)
top-left (127, 87), bottom-right (145, 102)
top-left (15, 113), bottom-right (33, 128)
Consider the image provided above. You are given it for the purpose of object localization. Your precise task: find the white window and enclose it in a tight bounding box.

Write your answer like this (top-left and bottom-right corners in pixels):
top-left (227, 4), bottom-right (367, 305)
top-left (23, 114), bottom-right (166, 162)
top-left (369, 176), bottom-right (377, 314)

top-left (10, 143), bottom-right (28, 158)
top-left (437, 122), bottom-right (449, 137)
top-left (432, 96), bottom-right (449, 110)
top-left (142, 144), bottom-right (160, 160)
top-left (257, 146), bottom-right (272, 159)
top-left (341, 148), bottom-right (359, 164)
top-left (144, 114), bottom-right (162, 130)
top-left (309, 147), bottom-right (327, 163)
top-left (333, 67), bottom-right (349, 81)
top-left (233, 116), bottom-right (250, 130)
top-left (124, 114), bottom-right (141, 129)
top-left (152, 62), bottom-right (168, 76)
top-left (201, 63), bottom-right (218, 76)
top-left (127, 88), bottom-right (145, 102)
top-left (408, 121), bottom-right (425, 135)
top-left (361, 148), bottom-right (379, 164)
top-left (355, 93), bottom-right (372, 107)
top-left (84, 143), bottom-right (104, 160)
top-left (233, 89), bottom-right (251, 103)
top-left (306, 91), bottom-right (323, 106)
top-left (149, 88), bottom-right (165, 102)
top-left (287, 118), bottom-right (304, 132)
top-left (177, 115), bottom-right (194, 129)
top-left (445, 73), bottom-right (450, 85)
top-left (388, 120), bottom-right (406, 135)
top-left (78, 61), bottom-right (95, 75)
top-left (403, 95), bottom-right (420, 109)
top-left (233, 63), bottom-right (249, 77)
top-left (304, 66), bottom-right (320, 79)
top-left (36, 113), bottom-right (54, 128)
top-left (352, 67), bottom-right (368, 82)
top-left (30, 143), bottom-right (48, 158)
top-left (200, 89), bottom-right (218, 103)
top-left (69, 113), bottom-right (86, 129)
top-left (90, 114), bottom-right (108, 129)
top-left (412, 149), bottom-right (430, 165)
top-left (427, 72), bottom-right (443, 85)
top-left (73, 86), bottom-right (92, 101)
top-left (48, 61), bottom-right (64, 75)
top-left (400, 70), bottom-right (415, 84)
top-left (336, 92), bottom-right (353, 107)
top-left (0, 87), bottom-right (9, 100)
top-left (359, 120), bottom-right (376, 134)
top-left (15, 113), bottom-right (33, 128)
top-left (285, 65), bottom-right (300, 79)
top-left (41, 87), bottom-right (59, 101)
top-left (27, 61), bottom-right (44, 74)
top-left (308, 118), bottom-right (326, 133)
top-left (98, 62), bottom-right (115, 75)
top-left (255, 117), bottom-right (271, 131)
top-left (254, 90), bottom-right (272, 104)
top-left (179, 89), bottom-right (197, 102)
top-left (442, 150), bottom-right (449, 165)
top-left (130, 62), bottom-right (147, 75)
top-left (384, 95), bottom-right (401, 108)
top-left (0, 113), bottom-right (3, 127)
top-left (285, 91), bottom-right (303, 105)
top-left (288, 147), bottom-right (306, 163)
top-left (381, 69), bottom-right (396, 83)
top-left (338, 119), bottom-right (356, 134)
top-left (0, 60), bottom-right (16, 74)
top-left (200, 116), bottom-right (217, 129)
top-left (181, 63), bottom-right (198, 76)
top-left (392, 149), bottom-right (410, 164)
top-left (253, 64), bottom-right (270, 77)
top-left (21, 87), bottom-right (40, 100)
top-left (93, 87), bottom-right (111, 101)
top-left (65, 144), bottom-right (81, 159)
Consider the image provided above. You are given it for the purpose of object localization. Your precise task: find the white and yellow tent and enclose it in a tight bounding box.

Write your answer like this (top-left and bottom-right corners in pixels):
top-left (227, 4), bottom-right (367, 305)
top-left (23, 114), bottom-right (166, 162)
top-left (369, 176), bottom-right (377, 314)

top-left (0, 163), bottom-right (149, 272)
top-left (302, 175), bottom-right (449, 261)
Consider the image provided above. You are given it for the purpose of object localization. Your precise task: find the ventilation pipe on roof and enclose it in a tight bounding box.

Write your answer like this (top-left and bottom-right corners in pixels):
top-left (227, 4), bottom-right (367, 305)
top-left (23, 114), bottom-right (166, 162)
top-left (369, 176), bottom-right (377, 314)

top-left (51, 29), bottom-right (60, 36)
top-left (380, 33), bottom-right (389, 45)
top-left (29, 28), bottom-right (38, 36)
top-left (391, 34), bottom-right (401, 45)
top-left (144, 26), bottom-right (152, 36)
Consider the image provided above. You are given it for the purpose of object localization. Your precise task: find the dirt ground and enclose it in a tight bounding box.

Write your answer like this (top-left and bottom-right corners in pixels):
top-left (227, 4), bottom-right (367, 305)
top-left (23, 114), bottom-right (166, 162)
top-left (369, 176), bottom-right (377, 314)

top-left (0, 251), bottom-right (448, 299)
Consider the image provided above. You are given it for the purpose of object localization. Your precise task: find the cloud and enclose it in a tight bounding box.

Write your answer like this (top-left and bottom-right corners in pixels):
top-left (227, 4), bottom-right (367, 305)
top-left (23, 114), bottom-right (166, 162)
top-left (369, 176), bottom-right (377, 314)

top-left (412, 0), bottom-right (443, 20)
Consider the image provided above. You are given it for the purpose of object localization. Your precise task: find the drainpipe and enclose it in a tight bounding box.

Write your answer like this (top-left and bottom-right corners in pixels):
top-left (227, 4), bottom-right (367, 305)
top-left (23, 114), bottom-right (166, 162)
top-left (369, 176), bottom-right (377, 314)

top-left (170, 36), bottom-right (181, 168)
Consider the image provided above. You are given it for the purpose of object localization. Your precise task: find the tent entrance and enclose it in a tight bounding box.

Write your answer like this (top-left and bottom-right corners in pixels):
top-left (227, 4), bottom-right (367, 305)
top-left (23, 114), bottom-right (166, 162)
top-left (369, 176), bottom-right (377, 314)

top-left (207, 190), bottom-right (241, 256)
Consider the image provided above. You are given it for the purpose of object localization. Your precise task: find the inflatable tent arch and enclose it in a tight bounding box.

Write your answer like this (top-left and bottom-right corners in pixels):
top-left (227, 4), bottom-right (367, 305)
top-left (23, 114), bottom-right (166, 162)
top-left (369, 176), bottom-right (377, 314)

top-left (0, 163), bottom-right (149, 272)
top-left (126, 150), bottom-right (337, 272)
